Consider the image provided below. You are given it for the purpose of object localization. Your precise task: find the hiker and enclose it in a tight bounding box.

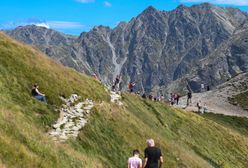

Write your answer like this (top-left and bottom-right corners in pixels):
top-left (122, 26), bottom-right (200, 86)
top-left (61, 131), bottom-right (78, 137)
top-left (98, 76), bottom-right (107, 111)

top-left (203, 103), bottom-right (208, 113)
top-left (142, 93), bottom-right (147, 99)
top-left (160, 95), bottom-right (164, 101)
top-left (31, 84), bottom-right (47, 103)
top-left (186, 91), bottom-right (192, 106)
top-left (119, 78), bottom-right (123, 91)
top-left (144, 139), bottom-right (163, 168)
top-left (128, 82), bottom-right (135, 93)
top-left (148, 95), bottom-right (153, 101)
top-left (196, 101), bottom-right (202, 113)
top-left (170, 93), bottom-right (175, 106)
top-left (174, 93), bottom-right (180, 105)
top-left (127, 149), bottom-right (142, 168)
top-left (112, 75), bottom-right (120, 91)
top-left (92, 73), bottom-right (98, 80)
top-left (207, 85), bottom-right (210, 91)
top-left (201, 83), bottom-right (205, 92)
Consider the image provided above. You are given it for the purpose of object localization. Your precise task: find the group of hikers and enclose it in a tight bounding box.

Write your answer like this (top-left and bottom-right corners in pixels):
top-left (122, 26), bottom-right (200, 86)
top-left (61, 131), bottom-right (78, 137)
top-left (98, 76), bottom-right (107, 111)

top-left (128, 139), bottom-right (163, 168)
top-left (169, 93), bottom-right (180, 105)
top-left (31, 73), bottom-right (209, 116)
top-left (99, 74), bottom-right (209, 114)
top-left (30, 76), bottom-right (211, 168)
top-left (111, 75), bottom-right (136, 93)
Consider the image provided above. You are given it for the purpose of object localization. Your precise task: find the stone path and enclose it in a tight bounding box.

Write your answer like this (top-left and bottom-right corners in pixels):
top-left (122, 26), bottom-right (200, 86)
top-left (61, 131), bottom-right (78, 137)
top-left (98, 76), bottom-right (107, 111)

top-left (49, 90), bottom-right (122, 142)
top-left (49, 94), bottom-right (94, 141)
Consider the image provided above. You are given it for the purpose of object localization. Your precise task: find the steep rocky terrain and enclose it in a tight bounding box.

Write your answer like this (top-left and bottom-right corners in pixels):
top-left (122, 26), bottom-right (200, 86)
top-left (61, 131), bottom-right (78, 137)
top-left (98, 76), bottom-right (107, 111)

top-left (179, 19), bottom-right (248, 91)
top-left (1, 32), bottom-right (248, 168)
top-left (5, 3), bottom-right (248, 92)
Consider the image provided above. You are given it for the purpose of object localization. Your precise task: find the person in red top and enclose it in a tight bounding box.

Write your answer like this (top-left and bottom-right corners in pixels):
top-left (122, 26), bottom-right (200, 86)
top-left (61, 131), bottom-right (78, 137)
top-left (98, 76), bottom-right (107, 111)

top-left (92, 73), bottom-right (98, 80)
top-left (128, 82), bottom-right (135, 93)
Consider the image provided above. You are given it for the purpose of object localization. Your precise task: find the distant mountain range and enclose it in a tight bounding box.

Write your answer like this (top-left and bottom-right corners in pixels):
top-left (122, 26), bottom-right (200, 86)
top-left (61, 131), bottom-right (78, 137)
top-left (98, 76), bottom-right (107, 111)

top-left (5, 3), bottom-right (248, 94)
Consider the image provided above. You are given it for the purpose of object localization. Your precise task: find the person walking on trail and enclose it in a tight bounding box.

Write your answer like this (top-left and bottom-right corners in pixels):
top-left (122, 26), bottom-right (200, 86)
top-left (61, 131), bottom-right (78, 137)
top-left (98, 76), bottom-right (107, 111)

top-left (170, 93), bottom-right (175, 106)
top-left (201, 83), bottom-right (205, 92)
top-left (128, 82), bottom-right (135, 93)
top-left (196, 100), bottom-right (202, 113)
top-left (186, 91), bottom-right (192, 106)
top-left (174, 93), bottom-right (180, 105)
top-left (92, 73), bottom-right (98, 80)
top-left (31, 84), bottom-right (47, 103)
top-left (128, 149), bottom-right (142, 168)
top-left (144, 139), bottom-right (163, 168)
top-left (112, 75), bottom-right (121, 91)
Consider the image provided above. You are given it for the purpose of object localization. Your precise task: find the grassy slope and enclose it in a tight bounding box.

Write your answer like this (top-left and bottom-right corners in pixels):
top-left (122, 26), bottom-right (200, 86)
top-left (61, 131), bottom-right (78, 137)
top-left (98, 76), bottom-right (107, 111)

top-left (231, 91), bottom-right (248, 110)
top-left (0, 32), bottom-right (109, 168)
top-left (0, 32), bottom-right (248, 168)
top-left (74, 94), bottom-right (248, 168)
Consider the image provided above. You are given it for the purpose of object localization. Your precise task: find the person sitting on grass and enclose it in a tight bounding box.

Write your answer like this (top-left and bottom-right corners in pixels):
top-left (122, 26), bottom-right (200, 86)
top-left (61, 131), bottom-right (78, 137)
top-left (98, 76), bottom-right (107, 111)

top-left (31, 84), bottom-right (47, 103)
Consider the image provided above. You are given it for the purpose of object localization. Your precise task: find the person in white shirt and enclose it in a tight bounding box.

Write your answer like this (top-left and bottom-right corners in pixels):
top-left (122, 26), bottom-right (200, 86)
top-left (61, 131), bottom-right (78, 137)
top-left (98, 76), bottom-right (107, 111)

top-left (128, 149), bottom-right (142, 168)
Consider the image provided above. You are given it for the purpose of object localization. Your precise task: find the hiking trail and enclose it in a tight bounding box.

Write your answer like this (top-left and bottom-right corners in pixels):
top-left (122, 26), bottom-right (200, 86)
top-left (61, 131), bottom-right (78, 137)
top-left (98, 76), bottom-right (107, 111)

top-left (49, 89), bottom-right (123, 142)
top-left (110, 91), bottom-right (123, 106)
top-left (49, 94), bottom-right (94, 142)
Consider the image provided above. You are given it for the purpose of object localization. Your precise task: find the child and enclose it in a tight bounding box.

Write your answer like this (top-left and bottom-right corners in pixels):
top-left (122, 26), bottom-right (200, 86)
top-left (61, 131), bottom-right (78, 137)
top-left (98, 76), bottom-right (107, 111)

top-left (128, 149), bottom-right (142, 168)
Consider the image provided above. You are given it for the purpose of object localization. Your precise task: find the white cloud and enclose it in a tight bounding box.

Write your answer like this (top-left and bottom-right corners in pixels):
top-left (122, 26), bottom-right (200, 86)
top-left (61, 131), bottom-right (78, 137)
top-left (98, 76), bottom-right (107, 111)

top-left (75, 0), bottom-right (95, 3)
top-left (47, 21), bottom-right (84, 29)
top-left (180, 0), bottom-right (248, 6)
top-left (35, 23), bottom-right (50, 29)
top-left (0, 19), bottom-right (48, 29)
top-left (0, 19), bottom-right (84, 30)
top-left (104, 1), bottom-right (112, 7)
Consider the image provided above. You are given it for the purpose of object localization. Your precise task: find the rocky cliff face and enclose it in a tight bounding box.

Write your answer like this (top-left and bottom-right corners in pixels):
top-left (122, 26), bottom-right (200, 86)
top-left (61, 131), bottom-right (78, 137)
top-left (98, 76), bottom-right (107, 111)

top-left (4, 3), bottom-right (248, 93)
top-left (182, 19), bottom-right (248, 92)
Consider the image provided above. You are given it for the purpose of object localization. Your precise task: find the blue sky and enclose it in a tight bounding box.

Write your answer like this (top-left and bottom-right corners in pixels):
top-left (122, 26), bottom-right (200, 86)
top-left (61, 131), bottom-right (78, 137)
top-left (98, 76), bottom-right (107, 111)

top-left (1, 0), bottom-right (248, 35)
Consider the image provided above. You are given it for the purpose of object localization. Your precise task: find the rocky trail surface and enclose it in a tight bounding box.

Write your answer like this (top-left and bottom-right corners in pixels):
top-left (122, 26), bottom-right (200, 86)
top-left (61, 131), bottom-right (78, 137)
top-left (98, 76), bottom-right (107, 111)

top-left (49, 94), bottom-right (94, 142)
top-left (110, 91), bottom-right (123, 106)
top-left (177, 73), bottom-right (248, 117)
top-left (49, 90), bottom-right (123, 142)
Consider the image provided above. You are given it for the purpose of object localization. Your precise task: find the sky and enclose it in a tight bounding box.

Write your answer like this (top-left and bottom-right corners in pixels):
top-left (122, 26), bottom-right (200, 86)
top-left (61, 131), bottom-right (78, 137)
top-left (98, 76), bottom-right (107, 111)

top-left (1, 0), bottom-right (248, 35)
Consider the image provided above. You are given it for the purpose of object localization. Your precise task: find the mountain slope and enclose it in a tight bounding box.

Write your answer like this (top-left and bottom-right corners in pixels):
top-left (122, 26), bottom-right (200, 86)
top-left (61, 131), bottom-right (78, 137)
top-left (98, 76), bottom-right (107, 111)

top-left (0, 32), bottom-right (109, 167)
top-left (0, 32), bottom-right (248, 168)
top-left (5, 3), bottom-right (248, 92)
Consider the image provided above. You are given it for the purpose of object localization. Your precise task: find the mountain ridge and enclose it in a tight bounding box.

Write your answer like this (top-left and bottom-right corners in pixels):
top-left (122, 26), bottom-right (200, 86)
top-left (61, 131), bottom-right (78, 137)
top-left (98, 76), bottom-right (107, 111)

top-left (4, 3), bottom-right (248, 93)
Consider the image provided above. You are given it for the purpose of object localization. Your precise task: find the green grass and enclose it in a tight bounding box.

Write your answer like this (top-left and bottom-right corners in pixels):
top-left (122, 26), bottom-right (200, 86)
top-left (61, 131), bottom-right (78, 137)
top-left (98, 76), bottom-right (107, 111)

top-left (202, 113), bottom-right (248, 136)
top-left (0, 32), bottom-right (248, 168)
top-left (70, 94), bottom-right (248, 168)
top-left (230, 91), bottom-right (248, 110)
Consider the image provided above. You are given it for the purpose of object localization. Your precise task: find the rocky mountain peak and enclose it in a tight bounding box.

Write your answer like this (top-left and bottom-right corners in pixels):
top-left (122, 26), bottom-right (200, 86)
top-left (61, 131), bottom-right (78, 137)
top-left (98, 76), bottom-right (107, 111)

top-left (142, 6), bottom-right (158, 15)
top-left (115, 21), bottom-right (128, 29)
top-left (197, 2), bottom-right (214, 8)
top-left (175, 4), bottom-right (188, 11)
